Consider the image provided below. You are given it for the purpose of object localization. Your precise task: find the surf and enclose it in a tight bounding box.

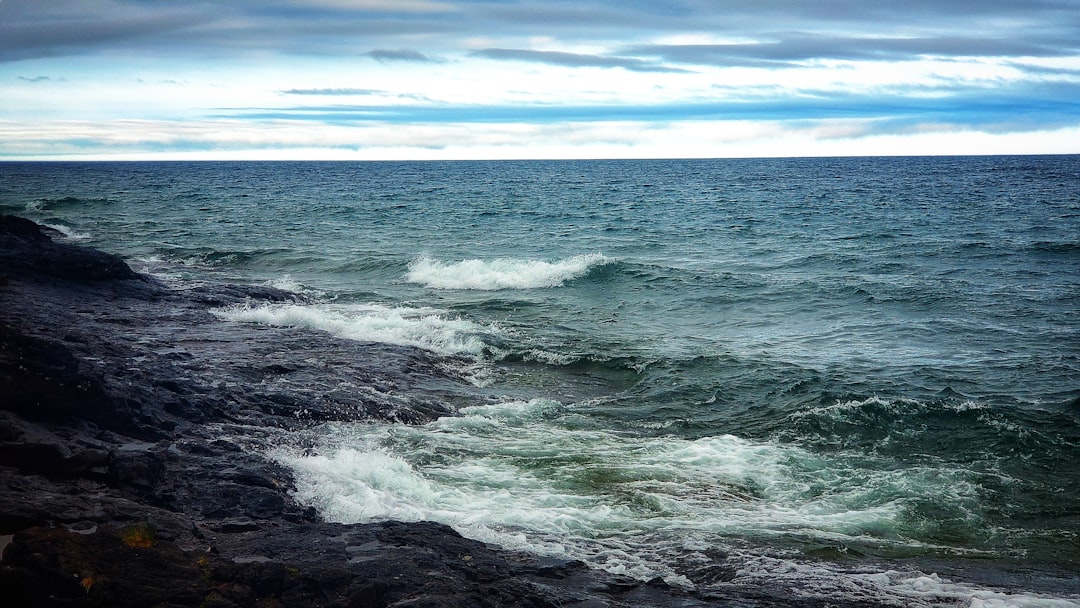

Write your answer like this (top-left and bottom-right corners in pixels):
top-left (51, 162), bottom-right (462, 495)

top-left (213, 302), bottom-right (500, 357)
top-left (405, 253), bottom-right (611, 290)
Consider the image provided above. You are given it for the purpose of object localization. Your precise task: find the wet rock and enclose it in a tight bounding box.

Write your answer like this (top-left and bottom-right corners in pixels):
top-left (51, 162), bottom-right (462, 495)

top-left (0, 325), bottom-right (113, 422)
top-left (0, 215), bottom-right (140, 282)
top-left (183, 283), bottom-right (304, 307)
top-left (0, 525), bottom-right (210, 608)
top-left (107, 442), bottom-right (169, 494)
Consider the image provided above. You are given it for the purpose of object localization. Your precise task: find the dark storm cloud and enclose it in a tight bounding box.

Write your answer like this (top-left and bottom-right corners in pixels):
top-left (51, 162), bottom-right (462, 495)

top-left (471, 48), bottom-right (691, 73)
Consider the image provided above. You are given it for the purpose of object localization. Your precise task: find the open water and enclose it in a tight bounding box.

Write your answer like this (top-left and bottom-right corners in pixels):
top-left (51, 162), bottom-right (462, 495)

top-left (2, 157), bottom-right (1079, 606)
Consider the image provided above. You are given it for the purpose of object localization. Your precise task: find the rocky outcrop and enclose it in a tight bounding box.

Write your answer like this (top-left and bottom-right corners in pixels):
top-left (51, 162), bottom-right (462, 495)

top-left (0, 215), bottom-right (139, 282)
top-left (0, 216), bottom-right (721, 607)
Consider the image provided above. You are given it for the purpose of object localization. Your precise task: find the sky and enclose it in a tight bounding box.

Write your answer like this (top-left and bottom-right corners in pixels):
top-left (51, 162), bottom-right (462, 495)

top-left (2, 0), bottom-right (1079, 160)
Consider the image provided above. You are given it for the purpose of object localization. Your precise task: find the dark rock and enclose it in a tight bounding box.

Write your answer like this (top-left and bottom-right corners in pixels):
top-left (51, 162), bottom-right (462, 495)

top-left (183, 283), bottom-right (304, 306)
top-left (0, 324), bottom-right (113, 422)
top-left (211, 518), bottom-right (262, 533)
top-left (0, 525), bottom-right (210, 608)
top-left (107, 442), bottom-right (168, 494)
top-left (533, 556), bottom-right (589, 580)
top-left (0, 214), bottom-right (141, 282)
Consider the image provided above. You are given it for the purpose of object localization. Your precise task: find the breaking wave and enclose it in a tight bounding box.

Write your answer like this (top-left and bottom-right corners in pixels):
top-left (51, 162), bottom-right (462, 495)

top-left (405, 254), bottom-right (610, 290)
top-left (213, 302), bottom-right (500, 357)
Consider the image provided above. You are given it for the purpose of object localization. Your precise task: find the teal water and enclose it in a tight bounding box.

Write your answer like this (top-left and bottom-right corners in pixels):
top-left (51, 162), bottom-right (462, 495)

top-left (3, 157), bottom-right (1079, 605)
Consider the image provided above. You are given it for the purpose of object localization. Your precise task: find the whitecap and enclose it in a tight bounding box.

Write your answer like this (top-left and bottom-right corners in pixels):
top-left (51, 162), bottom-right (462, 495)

top-left (43, 223), bottom-right (91, 240)
top-left (213, 302), bottom-right (497, 357)
top-left (270, 403), bottom-right (954, 579)
top-left (262, 275), bottom-right (325, 298)
top-left (404, 254), bottom-right (610, 290)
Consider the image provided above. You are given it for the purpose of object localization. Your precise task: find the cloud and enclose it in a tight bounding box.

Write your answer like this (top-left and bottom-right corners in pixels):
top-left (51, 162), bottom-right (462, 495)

top-left (471, 48), bottom-right (690, 73)
top-left (0, 1), bottom-right (457, 63)
top-left (363, 49), bottom-right (444, 63)
top-left (280, 88), bottom-right (385, 96)
top-left (17, 76), bottom-right (52, 83)
top-left (0, 0), bottom-right (210, 62)
top-left (1006, 61), bottom-right (1080, 78)
top-left (278, 89), bottom-right (434, 103)
top-left (4, 117), bottom-right (1078, 161)
top-left (289, 0), bottom-right (454, 13)
top-left (2, 0), bottom-right (1076, 67)
top-left (627, 34), bottom-right (1080, 68)
top-left (214, 80), bottom-right (1080, 129)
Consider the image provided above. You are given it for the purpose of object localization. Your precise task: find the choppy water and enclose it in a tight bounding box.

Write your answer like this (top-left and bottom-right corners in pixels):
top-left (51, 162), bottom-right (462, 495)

top-left (3, 157), bottom-right (1079, 606)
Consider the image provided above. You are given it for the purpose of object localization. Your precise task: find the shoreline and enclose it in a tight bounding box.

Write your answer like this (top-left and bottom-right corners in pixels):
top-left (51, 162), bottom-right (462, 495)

top-left (2, 214), bottom-right (1074, 607)
top-left (0, 215), bottom-right (723, 607)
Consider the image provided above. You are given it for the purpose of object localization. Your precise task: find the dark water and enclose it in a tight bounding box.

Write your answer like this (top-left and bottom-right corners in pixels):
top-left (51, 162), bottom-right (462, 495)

top-left (3, 157), bottom-right (1079, 606)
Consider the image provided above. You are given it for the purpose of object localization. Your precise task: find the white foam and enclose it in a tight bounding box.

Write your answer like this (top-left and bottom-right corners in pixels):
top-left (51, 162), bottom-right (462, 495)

top-left (731, 556), bottom-right (1080, 607)
top-left (43, 223), bottom-right (91, 240)
top-left (262, 275), bottom-right (325, 298)
top-left (273, 400), bottom-right (932, 574)
top-left (213, 302), bottom-right (496, 356)
top-left (273, 400), bottom-right (1080, 603)
top-left (405, 254), bottom-right (610, 290)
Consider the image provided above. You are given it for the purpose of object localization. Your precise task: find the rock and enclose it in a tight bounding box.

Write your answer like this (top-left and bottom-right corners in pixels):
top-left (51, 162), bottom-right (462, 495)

top-left (0, 214), bottom-right (141, 282)
top-left (0, 324), bottom-right (113, 422)
top-left (0, 525), bottom-right (210, 608)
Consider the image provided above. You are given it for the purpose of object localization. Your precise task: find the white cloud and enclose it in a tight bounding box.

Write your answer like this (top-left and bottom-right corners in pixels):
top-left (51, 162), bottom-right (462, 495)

top-left (298, 0), bottom-right (455, 12)
top-left (2, 117), bottom-right (1077, 161)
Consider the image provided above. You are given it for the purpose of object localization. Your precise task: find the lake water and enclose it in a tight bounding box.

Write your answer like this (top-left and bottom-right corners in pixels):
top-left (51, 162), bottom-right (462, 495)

top-left (3, 156), bottom-right (1078, 606)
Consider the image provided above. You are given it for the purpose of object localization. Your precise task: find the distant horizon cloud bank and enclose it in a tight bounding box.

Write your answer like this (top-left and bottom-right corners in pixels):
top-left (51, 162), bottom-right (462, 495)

top-left (3, 118), bottom-right (1076, 162)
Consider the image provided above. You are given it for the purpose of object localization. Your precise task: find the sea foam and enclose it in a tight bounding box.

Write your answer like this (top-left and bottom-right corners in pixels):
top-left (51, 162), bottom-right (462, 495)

top-left (214, 302), bottom-right (495, 356)
top-left (43, 223), bottom-right (91, 241)
top-left (275, 408), bottom-right (1080, 604)
top-left (405, 254), bottom-right (609, 290)
top-left (273, 399), bottom-right (954, 582)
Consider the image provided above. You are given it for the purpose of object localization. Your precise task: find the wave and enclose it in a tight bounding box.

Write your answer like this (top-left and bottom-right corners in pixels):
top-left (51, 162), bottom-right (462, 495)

top-left (269, 399), bottom-right (1080, 606)
top-left (213, 302), bottom-right (499, 357)
top-left (783, 395), bottom-right (1080, 458)
top-left (198, 248), bottom-right (291, 267)
top-left (42, 223), bottom-right (91, 241)
top-left (261, 275), bottom-right (326, 299)
top-left (1030, 241), bottom-right (1080, 255)
top-left (26, 195), bottom-right (110, 211)
top-left (405, 253), bottom-right (611, 290)
top-left (270, 393), bottom-right (1080, 604)
top-left (277, 399), bottom-right (989, 557)
top-left (274, 410), bottom-right (859, 577)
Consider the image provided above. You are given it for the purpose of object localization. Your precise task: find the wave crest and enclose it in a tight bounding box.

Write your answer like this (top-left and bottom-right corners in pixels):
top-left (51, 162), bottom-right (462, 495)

top-left (405, 254), bottom-right (610, 290)
top-left (213, 302), bottom-right (497, 357)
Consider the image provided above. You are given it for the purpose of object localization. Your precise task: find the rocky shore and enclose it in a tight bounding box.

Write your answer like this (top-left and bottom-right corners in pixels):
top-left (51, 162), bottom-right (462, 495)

top-left (0, 215), bottom-right (719, 608)
top-left (1, 215), bottom-right (911, 607)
